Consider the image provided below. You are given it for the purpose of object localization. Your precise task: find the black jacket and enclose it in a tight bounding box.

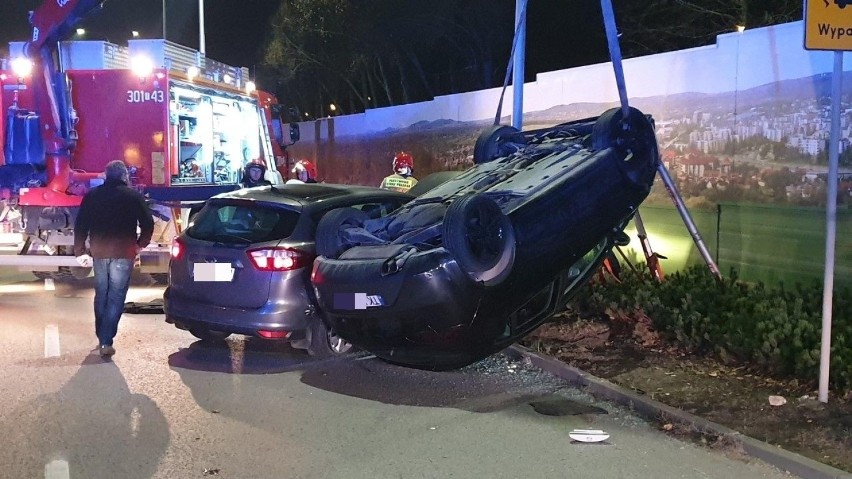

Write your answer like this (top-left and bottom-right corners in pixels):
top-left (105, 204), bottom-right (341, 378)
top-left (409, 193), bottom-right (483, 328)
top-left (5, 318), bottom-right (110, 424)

top-left (73, 178), bottom-right (154, 259)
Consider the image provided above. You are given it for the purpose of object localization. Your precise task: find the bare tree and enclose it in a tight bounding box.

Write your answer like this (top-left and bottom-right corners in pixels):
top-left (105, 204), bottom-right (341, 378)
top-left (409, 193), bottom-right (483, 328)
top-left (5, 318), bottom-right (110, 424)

top-left (261, 0), bottom-right (514, 117)
top-left (614, 0), bottom-right (802, 57)
top-left (261, 0), bottom-right (802, 117)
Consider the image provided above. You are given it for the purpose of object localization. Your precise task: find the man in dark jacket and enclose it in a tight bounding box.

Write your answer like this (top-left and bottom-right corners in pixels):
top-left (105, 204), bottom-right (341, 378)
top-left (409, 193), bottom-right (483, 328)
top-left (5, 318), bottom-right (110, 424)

top-left (74, 160), bottom-right (154, 358)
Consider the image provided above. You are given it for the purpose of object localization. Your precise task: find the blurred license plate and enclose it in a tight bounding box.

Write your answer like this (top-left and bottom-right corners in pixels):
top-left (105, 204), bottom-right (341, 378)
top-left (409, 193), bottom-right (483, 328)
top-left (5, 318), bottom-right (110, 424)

top-left (193, 263), bottom-right (234, 282)
top-left (333, 293), bottom-right (385, 309)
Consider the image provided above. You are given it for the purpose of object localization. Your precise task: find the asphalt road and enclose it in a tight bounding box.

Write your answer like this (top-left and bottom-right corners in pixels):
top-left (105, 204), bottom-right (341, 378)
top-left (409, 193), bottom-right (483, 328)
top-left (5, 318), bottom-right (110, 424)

top-left (0, 267), bottom-right (793, 479)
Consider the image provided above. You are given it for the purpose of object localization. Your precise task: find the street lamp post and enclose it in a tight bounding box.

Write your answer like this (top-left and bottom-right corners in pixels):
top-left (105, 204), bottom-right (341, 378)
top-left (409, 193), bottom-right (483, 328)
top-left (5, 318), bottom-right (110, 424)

top-left (199, 0), bottom-right (206, 55)
top-left (162, 0), bottom-right (205, 52)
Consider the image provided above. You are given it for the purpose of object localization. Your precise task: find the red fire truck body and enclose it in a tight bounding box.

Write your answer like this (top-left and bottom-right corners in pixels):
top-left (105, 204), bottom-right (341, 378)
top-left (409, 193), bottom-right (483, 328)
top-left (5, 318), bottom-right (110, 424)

top-left (0, 0), bottom-right (294, 279)
top-left (0, 63), bottom-right (284, 201)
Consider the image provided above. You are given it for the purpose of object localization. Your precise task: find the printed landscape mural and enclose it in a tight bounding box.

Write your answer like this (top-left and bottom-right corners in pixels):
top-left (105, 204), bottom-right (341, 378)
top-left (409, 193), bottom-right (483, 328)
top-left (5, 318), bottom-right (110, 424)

top-left (286, 21), bottom-right (852, 286)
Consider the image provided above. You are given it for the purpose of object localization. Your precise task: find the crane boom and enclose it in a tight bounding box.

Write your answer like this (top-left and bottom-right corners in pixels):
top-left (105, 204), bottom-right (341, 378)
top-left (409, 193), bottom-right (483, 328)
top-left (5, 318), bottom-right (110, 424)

top-left (24, 0), bottom-right (107, 194)
top-left (27, 0), bottom-right (107, 53)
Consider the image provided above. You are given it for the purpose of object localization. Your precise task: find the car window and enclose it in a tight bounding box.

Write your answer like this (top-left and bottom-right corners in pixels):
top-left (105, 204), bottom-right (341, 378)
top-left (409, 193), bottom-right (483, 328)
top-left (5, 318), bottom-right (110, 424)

top-left (186, 202), bottom-right (300, 244)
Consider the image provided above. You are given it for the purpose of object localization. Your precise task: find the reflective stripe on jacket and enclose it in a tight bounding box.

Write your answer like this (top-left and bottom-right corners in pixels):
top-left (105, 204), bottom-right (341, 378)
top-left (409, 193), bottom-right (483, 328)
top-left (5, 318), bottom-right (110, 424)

top-left (380, 174), bottom-right (417, 193)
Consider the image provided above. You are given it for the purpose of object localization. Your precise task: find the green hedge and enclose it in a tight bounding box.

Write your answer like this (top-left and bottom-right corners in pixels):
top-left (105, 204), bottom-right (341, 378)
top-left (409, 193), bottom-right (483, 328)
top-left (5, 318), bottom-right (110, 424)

top-left (576, 266), bottom-right (852, 391)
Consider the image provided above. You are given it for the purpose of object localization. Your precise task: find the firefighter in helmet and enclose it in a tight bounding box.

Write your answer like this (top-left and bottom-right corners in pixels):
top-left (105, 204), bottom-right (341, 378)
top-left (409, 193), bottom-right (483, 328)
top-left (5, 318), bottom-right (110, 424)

top-left (380, 152), bottom-right (418, 193)
top-left (241, 161), bottom-right (272, 188)
top-left (286, 159), bottom-right (318, 184)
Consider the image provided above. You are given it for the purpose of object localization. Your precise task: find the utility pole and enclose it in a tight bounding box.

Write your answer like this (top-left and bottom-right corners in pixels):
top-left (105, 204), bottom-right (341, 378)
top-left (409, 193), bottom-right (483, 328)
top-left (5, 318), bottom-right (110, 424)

top-left (512, 0), bottom-right (527, 130)
top-left (199, 0), bottom-right (206, 55)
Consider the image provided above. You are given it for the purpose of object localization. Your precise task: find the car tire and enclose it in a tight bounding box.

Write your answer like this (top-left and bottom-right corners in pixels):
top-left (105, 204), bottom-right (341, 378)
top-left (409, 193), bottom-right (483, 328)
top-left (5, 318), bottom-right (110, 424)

top-left (151, 273), bottom-right (169, 285)
top-left (315, 207), bottom-right (370, 258)
top-left (473, 125), bottom-right (523, 164)
top-left (189, 328), bottom-right (231, 342)
top-left (442, 194), bottom-right (515, 286)
top-left (307, 317), bottom-right (354, 357)
top-left (591, 107), bottom-right (659, 187)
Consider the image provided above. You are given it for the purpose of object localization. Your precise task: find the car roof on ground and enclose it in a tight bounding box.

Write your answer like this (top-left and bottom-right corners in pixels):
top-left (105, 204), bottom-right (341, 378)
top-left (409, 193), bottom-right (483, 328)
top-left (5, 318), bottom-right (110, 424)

top-left (210, 183), bottom-right (412, 209)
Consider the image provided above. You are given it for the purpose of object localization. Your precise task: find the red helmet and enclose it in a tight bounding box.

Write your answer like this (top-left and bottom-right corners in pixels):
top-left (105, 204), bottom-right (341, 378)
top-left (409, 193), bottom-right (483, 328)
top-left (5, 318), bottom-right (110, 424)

top-left (292, 159), bottom-right (317, 180)
top-left (246, 160), bottom-right (267, 172)
top-left (392, 152), bottom-right (414, 174)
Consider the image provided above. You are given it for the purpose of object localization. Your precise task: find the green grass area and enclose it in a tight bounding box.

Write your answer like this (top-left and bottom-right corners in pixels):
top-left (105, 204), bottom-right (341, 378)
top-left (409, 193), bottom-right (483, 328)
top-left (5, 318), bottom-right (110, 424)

top-left (621, 203), bottom-right (852, 287)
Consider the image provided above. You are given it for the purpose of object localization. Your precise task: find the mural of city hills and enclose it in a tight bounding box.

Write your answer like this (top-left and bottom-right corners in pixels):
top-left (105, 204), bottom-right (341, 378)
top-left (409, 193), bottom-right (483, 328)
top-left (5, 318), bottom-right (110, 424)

top-left (284, 20), bottom-right (852, 286)
top-left (290, 70), bottom-right (852, 209)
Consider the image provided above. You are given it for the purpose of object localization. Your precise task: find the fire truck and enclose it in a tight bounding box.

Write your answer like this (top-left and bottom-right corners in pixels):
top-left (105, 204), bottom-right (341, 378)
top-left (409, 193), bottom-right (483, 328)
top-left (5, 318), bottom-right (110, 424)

top-left (0, 0), bottom-right (298, 281)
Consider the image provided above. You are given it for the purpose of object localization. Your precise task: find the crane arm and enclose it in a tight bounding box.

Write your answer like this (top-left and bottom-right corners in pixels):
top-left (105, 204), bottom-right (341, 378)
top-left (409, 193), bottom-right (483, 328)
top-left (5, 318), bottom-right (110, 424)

top-left (20, 0), bottom-right (107, 194)
top-left (26, 0), bottom-right (107, 55)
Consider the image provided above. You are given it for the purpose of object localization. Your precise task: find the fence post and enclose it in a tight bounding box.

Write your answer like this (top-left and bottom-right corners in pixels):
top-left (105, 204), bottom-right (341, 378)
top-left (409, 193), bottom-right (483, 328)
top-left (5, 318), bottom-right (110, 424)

top-left (716, 203), bottom-right (722, 265)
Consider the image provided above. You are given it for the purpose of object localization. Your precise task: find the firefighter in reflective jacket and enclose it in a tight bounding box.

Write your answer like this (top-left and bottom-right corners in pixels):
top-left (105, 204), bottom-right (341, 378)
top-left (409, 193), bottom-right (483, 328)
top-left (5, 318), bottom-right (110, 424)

top-left (380, 152), bottom-right (418, 193)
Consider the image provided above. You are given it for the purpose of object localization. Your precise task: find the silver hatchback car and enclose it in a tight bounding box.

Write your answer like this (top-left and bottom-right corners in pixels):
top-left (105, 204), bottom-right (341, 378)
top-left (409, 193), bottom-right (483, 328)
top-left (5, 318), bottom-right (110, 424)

top-left (163, 183), bottom-right (412, 357)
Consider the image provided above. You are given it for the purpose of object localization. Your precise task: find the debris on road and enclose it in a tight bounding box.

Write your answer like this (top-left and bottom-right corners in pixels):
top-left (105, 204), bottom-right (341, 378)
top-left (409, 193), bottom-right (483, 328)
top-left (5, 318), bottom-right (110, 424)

top-left (569, 429), bottom-right (610, 443)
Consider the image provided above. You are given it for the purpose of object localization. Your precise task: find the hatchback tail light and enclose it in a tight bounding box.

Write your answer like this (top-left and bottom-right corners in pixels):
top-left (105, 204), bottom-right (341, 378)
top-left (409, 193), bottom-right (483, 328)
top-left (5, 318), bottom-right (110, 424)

top-left (247, 247), bottom-right (309, 272)
top-left (170, 237), bottom-right (185, 260)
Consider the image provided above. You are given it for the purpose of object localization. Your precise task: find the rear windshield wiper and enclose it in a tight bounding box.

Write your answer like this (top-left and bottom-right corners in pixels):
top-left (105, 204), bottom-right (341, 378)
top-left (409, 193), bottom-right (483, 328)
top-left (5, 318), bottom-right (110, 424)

top-left (209, 233), bottom-right (253, 246)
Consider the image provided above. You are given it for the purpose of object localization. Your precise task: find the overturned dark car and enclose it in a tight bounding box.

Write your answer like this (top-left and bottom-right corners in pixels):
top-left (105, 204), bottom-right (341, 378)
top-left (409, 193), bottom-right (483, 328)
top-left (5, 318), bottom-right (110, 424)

top-left (311, 107), bottom-right (660, 370)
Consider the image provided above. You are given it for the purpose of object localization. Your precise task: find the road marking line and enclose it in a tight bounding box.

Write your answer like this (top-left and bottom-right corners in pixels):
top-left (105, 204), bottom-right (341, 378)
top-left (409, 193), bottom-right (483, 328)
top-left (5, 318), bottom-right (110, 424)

top-left (44, 278), bottom-right (55, 291)
top-left (130, 406), bottom-right (140, 438)
top-left (44, 324), bottom-right (60, 358)
top-left (44, 459), bottom-right (70, 479)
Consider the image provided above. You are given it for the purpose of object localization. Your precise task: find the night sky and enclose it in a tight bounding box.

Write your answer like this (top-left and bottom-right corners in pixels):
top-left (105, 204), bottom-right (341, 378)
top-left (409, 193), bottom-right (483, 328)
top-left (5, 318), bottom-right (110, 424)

top-left (0, 1), bottom-right (281, 70)
top-left (0, 1), bottom-right (608, 90)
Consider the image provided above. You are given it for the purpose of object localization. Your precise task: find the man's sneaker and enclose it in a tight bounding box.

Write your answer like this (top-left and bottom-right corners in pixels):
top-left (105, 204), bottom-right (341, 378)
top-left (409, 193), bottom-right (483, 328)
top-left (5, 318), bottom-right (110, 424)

top-left (99, 345), bottom-right (116, 357)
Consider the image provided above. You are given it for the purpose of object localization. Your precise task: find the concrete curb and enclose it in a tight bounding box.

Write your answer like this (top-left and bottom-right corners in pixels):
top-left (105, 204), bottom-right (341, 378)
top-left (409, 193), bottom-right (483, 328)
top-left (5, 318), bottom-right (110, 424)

top-left (506, 345), bottom-right (852, 479)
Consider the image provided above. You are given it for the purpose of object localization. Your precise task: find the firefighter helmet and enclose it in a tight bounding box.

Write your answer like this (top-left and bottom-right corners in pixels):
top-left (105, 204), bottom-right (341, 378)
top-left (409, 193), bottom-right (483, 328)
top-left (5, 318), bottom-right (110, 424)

top-left (245, 160), bottom-right (267, 176)
top-left (392, 152), bottom-right (414, 175)
top-left (292, 159), bottom-right (317, 181)
top-left (242, 160), bottom-right (269, 187)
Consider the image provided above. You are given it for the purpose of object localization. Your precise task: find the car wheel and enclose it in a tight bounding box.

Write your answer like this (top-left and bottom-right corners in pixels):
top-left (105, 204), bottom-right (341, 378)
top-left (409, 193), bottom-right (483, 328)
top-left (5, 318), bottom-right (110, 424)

top-left (442, 194), bottom-right (515, 286)
top-left (473, 125), bottom-right (523, 164)
top-left (307, 317), bottom-right (354, 357)
top-left (150, 273), bottom-right (169, 285)
top-left (315, 207), bottom-right (370, 258)
top-left (591, 107), bottom-right (659, 186)
top-left (189, 328), bottom-right (230, 342)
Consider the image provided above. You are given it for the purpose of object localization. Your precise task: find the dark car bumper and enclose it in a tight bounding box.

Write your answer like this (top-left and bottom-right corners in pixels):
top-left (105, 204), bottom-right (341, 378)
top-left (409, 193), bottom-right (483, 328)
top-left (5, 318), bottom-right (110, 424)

top-left (163, 286), bottom-right (312, 340)
top-left (312, 245), bottom-right (606, 370)
top-left (312, 248), bottom-right (495, 368)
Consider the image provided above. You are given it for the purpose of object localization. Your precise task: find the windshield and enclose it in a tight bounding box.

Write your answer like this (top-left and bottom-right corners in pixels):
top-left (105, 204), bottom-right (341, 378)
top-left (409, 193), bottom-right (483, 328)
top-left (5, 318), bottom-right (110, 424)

top-left (186, 201), bottom-right (300, 244)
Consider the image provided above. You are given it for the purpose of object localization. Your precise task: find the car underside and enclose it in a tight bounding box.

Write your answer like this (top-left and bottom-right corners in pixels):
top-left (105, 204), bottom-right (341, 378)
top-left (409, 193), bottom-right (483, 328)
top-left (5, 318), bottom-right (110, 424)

top-left (311, 107), bottom-right (660, 370)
